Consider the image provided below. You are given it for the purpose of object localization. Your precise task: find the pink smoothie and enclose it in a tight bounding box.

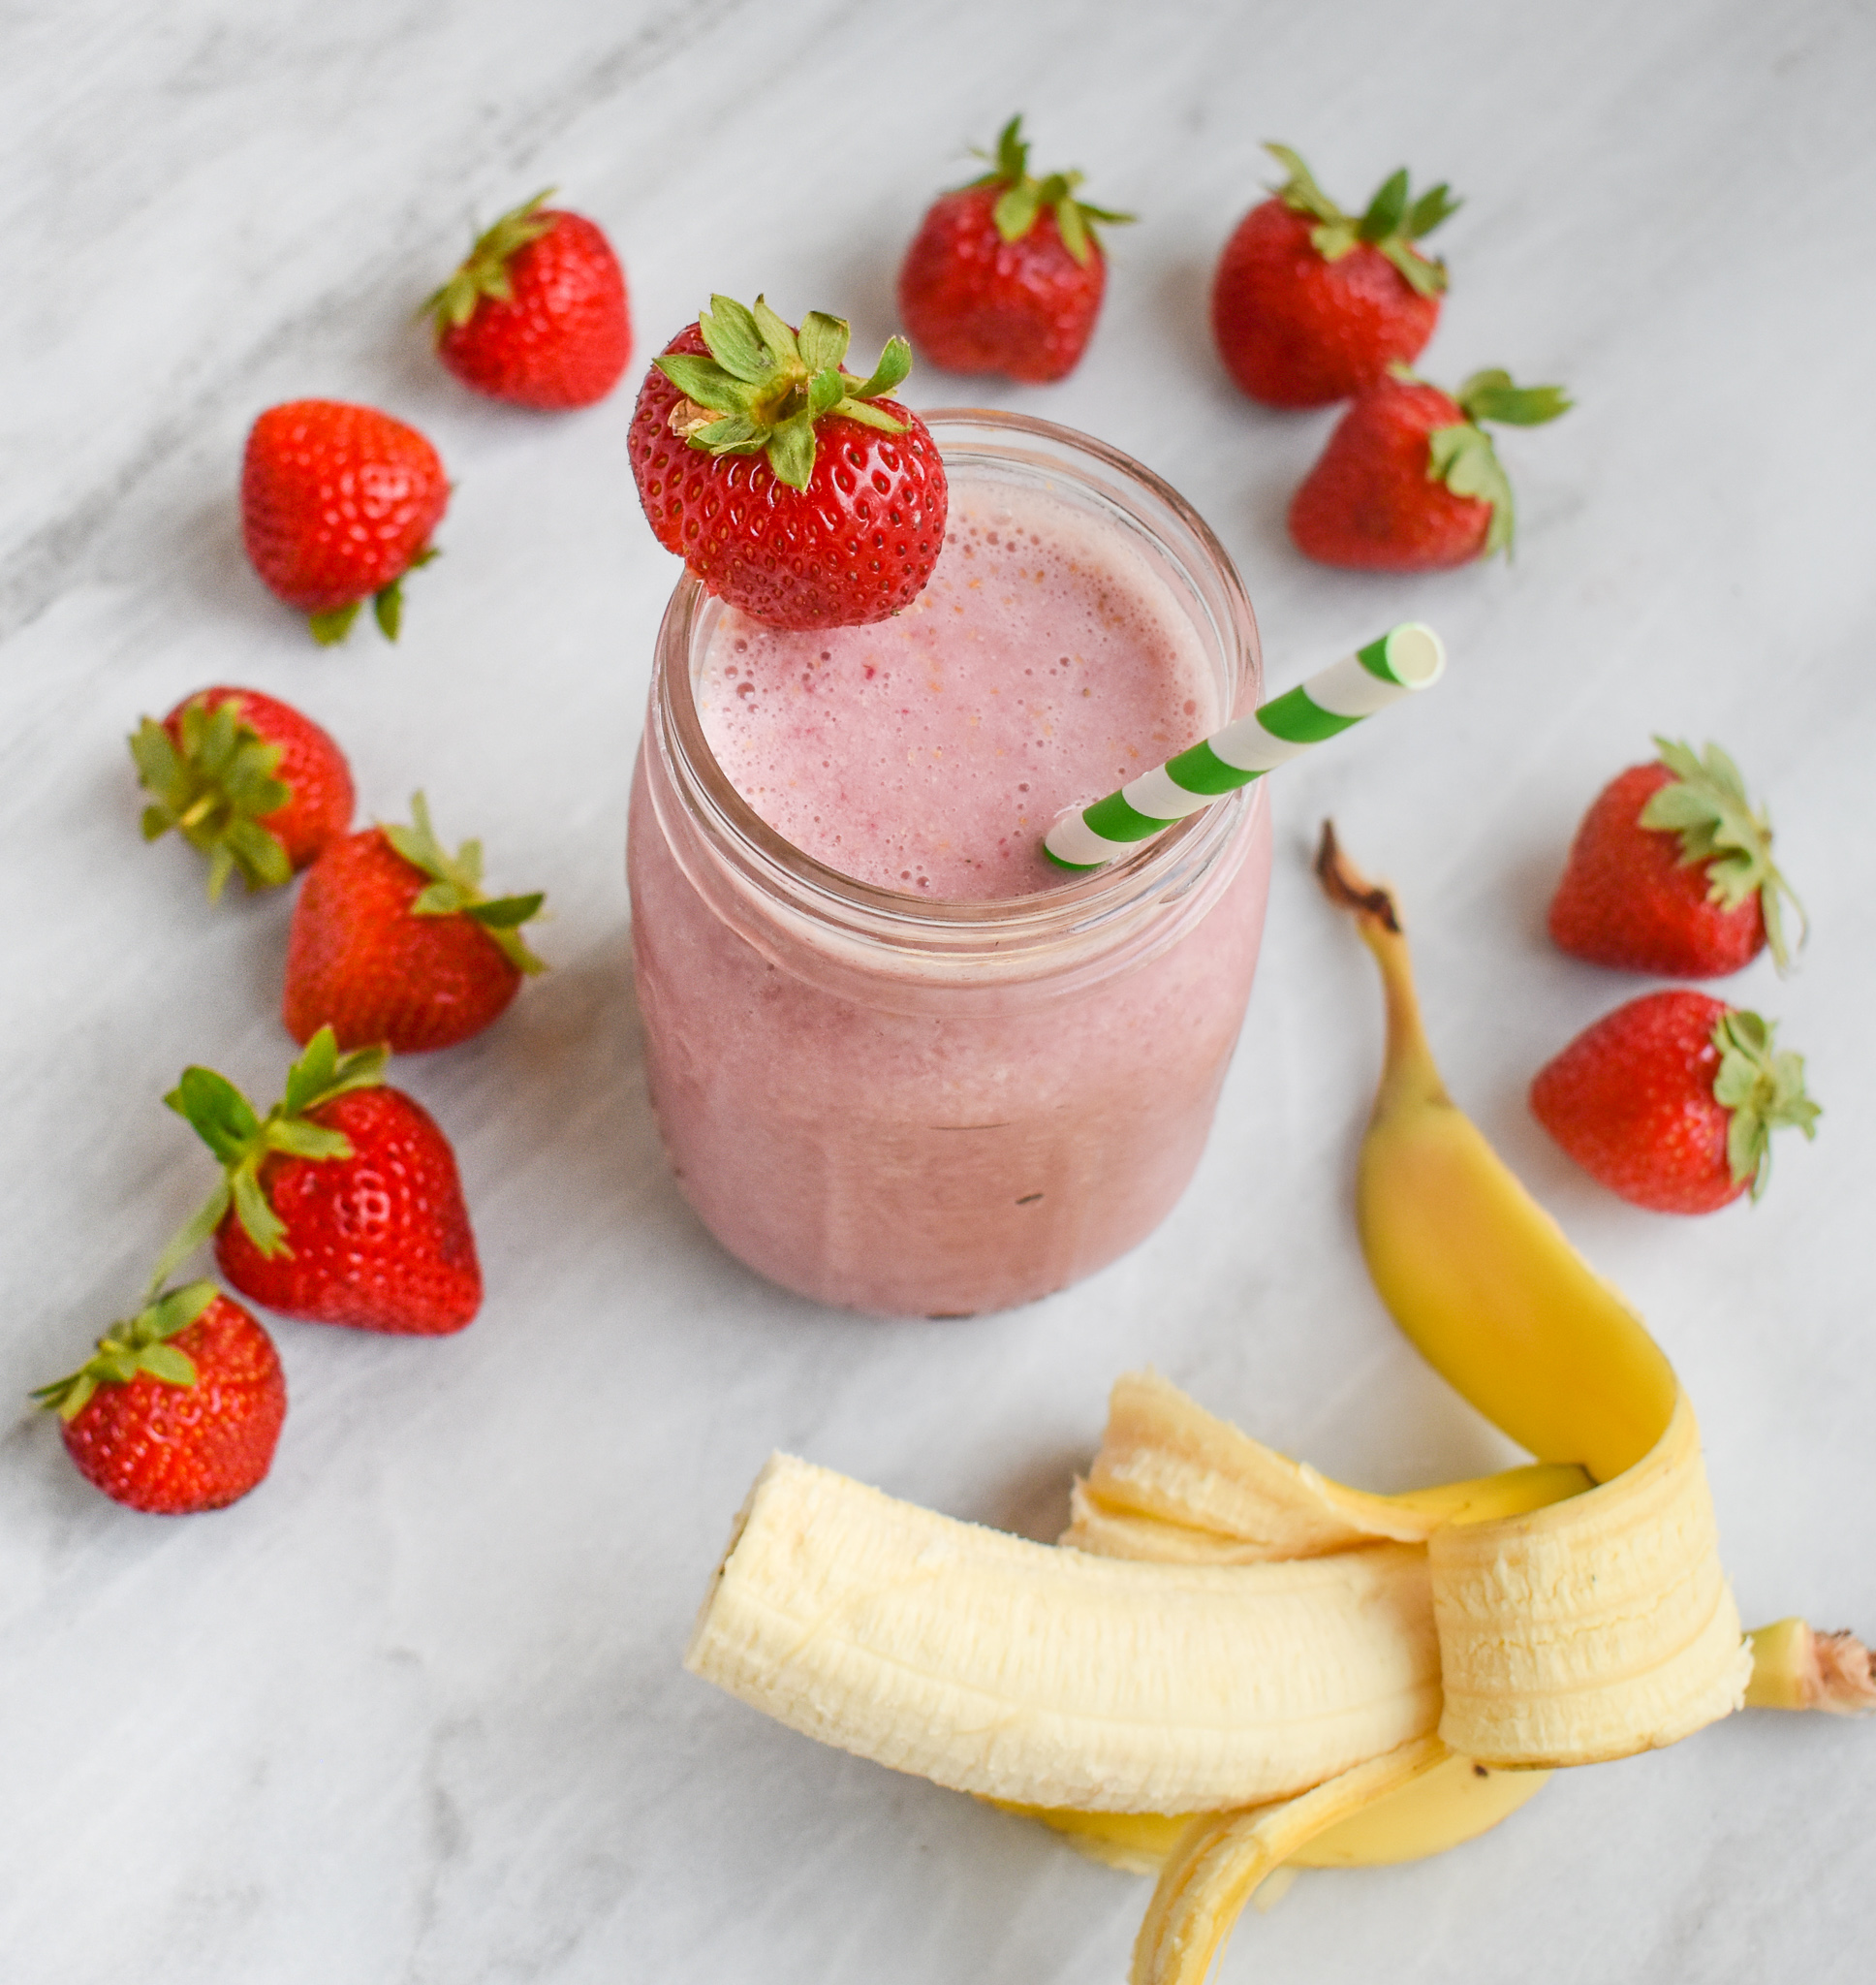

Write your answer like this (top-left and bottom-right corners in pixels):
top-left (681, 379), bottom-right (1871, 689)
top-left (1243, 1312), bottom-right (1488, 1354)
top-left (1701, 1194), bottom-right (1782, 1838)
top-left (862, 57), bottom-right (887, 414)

top-left (628, 462), bottom-right (1271, 1317)
top-left (696, 486), bottom-right (1218, 898)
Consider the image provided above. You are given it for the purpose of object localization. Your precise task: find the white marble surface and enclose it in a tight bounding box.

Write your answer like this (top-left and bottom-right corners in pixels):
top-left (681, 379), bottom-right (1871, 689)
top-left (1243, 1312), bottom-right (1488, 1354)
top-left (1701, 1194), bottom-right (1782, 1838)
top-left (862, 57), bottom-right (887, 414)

top-left (4, 2), bottom-right (1873, 1978)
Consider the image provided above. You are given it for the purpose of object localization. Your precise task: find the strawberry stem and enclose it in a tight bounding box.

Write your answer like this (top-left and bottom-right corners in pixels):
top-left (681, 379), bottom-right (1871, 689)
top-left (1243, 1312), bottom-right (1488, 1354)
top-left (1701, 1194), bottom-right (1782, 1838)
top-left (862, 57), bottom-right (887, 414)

top-left (32, 1280), bottom-right (217, 1421)
top-left (129, 699), bottom-right (293, 900)
top-left (152, 1028), bottom-right (391, 1283)
top-left (1639, 739), bottom-right (1806, 972)
top-left (1265, 142), bottom-right (1457, 297)
top-left (1419, 366), bottom-right (1573, 559)
top-left (1710, 1009), bottom-right (1820, 1199)
top-left (383, 791), bottom-right (547, 975)
top-left (654, 294), bottom-right (915, 491)
top-left (422, 188), bottom-right (559, 336)
top-left (308, 602), bottom-right (361, 646)
top-left (962, 114), bottom-right (1135, 268)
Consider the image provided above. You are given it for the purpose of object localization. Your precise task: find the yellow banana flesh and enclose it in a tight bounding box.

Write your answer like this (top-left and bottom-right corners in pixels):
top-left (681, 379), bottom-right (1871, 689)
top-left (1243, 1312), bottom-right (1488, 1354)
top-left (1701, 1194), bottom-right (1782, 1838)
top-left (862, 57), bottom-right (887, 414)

top-left (687, 1451), bottom-right (1442, 1813)
top-left (1004, 1366), bottom-right (1580, 1869)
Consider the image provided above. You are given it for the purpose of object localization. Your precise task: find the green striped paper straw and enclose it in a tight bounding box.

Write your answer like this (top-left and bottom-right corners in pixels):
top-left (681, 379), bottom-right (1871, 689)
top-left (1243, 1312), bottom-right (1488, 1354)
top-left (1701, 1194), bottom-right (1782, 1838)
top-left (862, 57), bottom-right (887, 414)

top-left (1044, 622), bottom-right (1446, 870)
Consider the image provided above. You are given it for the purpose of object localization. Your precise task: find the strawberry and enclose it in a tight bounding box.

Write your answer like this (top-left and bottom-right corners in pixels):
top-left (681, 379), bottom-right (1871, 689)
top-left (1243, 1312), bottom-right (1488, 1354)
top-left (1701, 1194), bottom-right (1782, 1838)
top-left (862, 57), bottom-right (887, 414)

top-left (1530, 992), bottom-right (1820, 1213)
top-left (1288, 367), bottom-right (1571, 570)
top-left (895, 114), bottom-right (1133, 385)
top-left (1548, 740), bottom-right (1805, 977)
top-left (282, 792), bottom-right (546, 1053)
top-left (424, 188), bottom-right (631, 410)
top-left (160, 1028), bottom-right (482, 1334)
top-left (1211, 144), bottom-right (1457, 408)
top-left (33, 1281), bottom-right (286, 1514)
top-left (629, 295), bottom-right (946, 630)
top-left (240, 400), bottom-right (448, 645)
top-left (129, 686), bottom-right (354, 898)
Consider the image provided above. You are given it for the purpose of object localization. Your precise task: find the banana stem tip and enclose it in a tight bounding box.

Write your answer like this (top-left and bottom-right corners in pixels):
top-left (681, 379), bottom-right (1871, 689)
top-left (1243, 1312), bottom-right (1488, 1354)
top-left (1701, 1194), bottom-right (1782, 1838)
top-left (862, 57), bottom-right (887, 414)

top-left (1810, 1629), bottom-right (1876, 1715)
top-left (1316, 820), bottom-right (1401, 933)
top-left (1747, 1619), bottom-right (1876, 1715)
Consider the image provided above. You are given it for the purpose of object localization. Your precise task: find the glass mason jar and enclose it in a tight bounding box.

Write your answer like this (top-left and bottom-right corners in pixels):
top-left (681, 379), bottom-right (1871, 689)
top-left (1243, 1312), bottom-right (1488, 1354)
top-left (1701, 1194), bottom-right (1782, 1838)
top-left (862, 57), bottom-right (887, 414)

top-left (627, 411), bottom-right (1271, 1317)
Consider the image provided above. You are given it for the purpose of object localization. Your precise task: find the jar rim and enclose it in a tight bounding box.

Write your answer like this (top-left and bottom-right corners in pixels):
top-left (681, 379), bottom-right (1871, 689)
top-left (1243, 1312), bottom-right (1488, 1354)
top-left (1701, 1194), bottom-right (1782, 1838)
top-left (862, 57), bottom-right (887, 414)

top-left (650, 407), bottom-right (1264, 970)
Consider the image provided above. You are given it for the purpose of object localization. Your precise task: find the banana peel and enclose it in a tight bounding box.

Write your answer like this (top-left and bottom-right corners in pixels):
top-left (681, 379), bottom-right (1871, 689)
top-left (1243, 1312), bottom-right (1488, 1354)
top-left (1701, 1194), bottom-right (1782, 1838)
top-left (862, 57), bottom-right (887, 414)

top-left (1314, 823), bottom-right (1750, 1769)
top-left (684, 824), bottom-right (1869, 1985)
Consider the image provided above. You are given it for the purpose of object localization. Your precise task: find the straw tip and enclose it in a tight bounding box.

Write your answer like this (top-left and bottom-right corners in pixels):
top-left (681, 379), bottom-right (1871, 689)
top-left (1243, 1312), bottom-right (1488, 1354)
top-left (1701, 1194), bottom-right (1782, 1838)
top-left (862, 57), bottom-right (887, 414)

top-left (1385, 623), bottom-right (1446, 688)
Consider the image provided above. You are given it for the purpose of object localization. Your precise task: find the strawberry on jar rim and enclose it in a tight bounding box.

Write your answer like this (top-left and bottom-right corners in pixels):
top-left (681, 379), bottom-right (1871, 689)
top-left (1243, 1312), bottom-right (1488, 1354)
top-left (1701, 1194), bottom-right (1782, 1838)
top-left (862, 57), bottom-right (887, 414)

top-left (1212, 143), bottom-right (1458, 409)
top-left (33, 1280), bottom-right (287, 1515)
top-left (1288, 366), bottom-right (1571, 571)
top-left (240, 399), bottom-right (448, 646)
top-left (629, 294), bottom-right (947, 631)
top-left (129, 686), bottom-right (355, 898)
top-left (158, 1027), bottom-right (482, 1335)
top-left (424, 188), bottom-right (631, 410)
top-left (896, 113), bottom-right (1134, 386)
top-left (283, 791), bottom-right (547, 1055)
top-left (1548, 740), bottom-right (1804, 978)
top-left (1530, 991), bottom-right (1820, 1213)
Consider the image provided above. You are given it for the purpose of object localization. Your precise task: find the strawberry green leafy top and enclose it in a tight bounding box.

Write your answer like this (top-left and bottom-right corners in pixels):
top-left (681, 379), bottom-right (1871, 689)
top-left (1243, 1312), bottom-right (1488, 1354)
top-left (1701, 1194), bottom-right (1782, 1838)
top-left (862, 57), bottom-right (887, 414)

top-left (152, 1026), bottom-right (390, 1282)
top-left (32, 1280), bottom-right (219, 1421)
top-left (131, 699), bottom-right (292, 899)
top-left (1710, 1009), bottom-right (1819, 1198)
top-left (386, 791), bottom-right (547, 975)
top-left (1266, 142), bottom-right (1459, 298)
top-left (963, 114), bottom-right (1135, 267)
top-left (655, 296), bottom-right (915, 491)
top-left (422, 188), bottom-right (559, 334)
top-left (1420, 367), bottom-right (1573, 558)
top-left (311, 544), bottom-right (440, 647)
top-left (1641, 740), bottom-right (1805, 971)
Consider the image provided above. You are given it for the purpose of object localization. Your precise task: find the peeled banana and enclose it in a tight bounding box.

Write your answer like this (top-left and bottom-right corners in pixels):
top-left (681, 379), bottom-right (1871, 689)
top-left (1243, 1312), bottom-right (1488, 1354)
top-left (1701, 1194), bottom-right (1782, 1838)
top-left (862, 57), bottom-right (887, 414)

top-left (689, 1451), bottom-right (1441, 1813)
top-left (683, 825), bottom-right (1867, 1985)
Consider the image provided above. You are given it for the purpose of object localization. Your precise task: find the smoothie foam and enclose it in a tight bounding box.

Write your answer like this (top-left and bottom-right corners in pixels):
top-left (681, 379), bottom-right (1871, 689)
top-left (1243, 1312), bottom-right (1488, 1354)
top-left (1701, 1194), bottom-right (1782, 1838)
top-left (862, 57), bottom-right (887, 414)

top-left (697, 483), bottom-right (1218, 898)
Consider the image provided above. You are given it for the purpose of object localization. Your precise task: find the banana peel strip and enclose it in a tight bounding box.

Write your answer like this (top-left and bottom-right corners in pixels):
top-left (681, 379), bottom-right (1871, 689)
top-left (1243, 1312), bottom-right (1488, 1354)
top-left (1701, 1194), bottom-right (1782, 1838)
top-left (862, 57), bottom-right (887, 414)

top-left (1068, 1368), bottom-right (1593, 1561)
top-left (1129, 1738), bottom-right (1450, 1985)
top-left (1001, 1751), bottom-right (1550, 1877)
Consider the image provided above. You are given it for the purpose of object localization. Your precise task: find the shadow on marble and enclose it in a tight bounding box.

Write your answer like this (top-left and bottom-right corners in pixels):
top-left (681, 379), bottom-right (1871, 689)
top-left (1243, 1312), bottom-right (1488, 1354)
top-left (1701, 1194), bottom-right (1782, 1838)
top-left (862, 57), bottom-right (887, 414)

top-left (445, 924), bottom-right (661, 1174)
top-left (825, 223), bottom-right (900, 357)
top-left (985, 1443), bottom-right (1087, 1545)
top-left (156, 483), bottom-right (286, 637)
top-left (1152, 251), bottom-right (1216, 381)
top-left (1493, 836), bottom-right (1569, 952)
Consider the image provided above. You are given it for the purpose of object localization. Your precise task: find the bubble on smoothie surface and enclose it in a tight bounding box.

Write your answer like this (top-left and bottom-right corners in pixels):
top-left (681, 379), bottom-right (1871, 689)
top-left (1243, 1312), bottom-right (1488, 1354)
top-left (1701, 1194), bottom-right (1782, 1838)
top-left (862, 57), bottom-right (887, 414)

top-left (697, 484), bottom-right (1219, 899)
